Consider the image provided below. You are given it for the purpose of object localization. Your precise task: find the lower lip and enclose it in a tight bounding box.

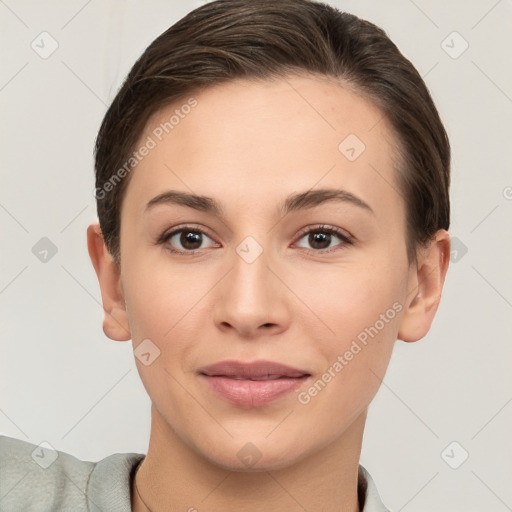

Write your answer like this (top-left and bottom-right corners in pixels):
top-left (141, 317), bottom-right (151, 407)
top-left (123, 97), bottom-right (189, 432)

top-left (200, 375), bottom-right (309, 407)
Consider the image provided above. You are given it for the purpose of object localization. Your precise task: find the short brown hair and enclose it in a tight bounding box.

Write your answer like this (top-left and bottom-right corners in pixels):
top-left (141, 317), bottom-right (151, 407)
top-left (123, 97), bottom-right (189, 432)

top-left (94, 0), bottom-right (450, 265)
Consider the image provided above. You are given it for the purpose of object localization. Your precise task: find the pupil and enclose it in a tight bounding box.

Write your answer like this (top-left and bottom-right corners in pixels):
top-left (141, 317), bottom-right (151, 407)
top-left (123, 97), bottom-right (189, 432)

top-left (181, 231), bottom-right (202, 250)
top-left (310, 232), bottom-right (330, 249)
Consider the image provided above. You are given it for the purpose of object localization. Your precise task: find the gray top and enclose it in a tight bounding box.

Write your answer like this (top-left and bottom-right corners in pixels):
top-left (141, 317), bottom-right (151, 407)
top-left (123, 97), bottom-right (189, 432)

top-left (0, 435), bottom-right (390, 511)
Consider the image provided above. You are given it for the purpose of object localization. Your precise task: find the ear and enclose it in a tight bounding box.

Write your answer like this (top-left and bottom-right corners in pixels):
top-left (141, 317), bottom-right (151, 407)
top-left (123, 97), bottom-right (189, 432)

top-left (87, 223), bottom-right (131, 341)
top-left (397, 229), bottom-right (450, 342)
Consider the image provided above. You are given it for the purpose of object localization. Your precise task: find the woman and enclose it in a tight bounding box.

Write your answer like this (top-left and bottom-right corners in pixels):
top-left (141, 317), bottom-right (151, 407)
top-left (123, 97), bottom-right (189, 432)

top-left (0, 0), bottom-right (450, 510)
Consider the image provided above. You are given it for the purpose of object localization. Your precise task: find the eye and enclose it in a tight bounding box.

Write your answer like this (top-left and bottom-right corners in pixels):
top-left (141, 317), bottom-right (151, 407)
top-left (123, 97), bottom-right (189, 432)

top-left (294, 225), bottom-right (352, 253)
top-left (159, 226), bottom-right (219, 254)
top-left (158, 224), bottom-right (353, 255)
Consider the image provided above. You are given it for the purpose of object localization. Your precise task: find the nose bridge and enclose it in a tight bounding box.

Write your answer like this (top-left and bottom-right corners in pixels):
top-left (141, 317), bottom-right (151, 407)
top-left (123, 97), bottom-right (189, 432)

top-left (231, 235), bottom-right (274, 309)
top-left (214, 233), bottom-right (287, 334)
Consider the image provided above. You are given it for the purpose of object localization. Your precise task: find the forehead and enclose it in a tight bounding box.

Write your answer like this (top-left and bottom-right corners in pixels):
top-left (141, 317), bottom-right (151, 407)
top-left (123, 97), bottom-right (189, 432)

top-left (122, 74), bottom-right (402, 220)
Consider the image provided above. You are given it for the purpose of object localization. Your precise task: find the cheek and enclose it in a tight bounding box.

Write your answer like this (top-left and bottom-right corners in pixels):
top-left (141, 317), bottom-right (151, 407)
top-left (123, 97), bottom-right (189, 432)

top-left (121, 258), bottom-right (210, 408)
top-left (295, 259), bottom-right (404, 396)
top-left (296, 258), bottom-right (404, 341)
top-left (121, 253), bottom-right (216, 357)
top-left (294, 254), bottom-right (406, 408)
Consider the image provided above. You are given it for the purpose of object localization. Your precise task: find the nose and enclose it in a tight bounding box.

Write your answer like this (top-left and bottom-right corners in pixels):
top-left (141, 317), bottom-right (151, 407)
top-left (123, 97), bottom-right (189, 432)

top-left (213, 244), bottom-right (290, 338)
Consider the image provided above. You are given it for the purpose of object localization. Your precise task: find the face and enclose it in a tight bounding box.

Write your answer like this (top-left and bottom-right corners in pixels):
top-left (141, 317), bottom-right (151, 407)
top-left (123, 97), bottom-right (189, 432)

top-left (115, 74), bottom-right (415, 470)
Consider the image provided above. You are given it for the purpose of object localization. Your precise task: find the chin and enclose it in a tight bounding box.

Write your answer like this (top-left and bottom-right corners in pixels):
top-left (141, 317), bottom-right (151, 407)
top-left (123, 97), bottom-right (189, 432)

top-left (196, 435), bottom-right (315, 473)
top-left (207, 452), bottom-right (301, 473)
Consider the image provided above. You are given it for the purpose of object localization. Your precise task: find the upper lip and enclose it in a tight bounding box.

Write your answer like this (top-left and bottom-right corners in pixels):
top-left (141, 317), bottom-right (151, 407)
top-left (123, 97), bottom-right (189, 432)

top-left (198, 360), bottom-right (310, 379)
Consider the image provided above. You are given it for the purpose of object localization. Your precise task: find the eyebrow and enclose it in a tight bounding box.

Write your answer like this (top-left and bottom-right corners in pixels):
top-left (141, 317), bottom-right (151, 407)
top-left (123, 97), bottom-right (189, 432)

top-left (145, 188), bottom-right (374, 216)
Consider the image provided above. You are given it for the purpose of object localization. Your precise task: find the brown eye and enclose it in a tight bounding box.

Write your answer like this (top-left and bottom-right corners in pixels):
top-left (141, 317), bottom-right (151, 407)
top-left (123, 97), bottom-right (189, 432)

top-left (178, 231), bottom-right (203, 250)
top-left (295, 226), bottom-right (352, 253)
top-left (162, 227), bottom-right (218, 253)
top-left (308, 232), bottom-right (332, 250)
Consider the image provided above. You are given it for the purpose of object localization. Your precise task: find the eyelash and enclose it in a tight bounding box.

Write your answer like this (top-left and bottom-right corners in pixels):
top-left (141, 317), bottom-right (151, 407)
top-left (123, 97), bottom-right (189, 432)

top-left (157, 224), bottom-right (353, 256)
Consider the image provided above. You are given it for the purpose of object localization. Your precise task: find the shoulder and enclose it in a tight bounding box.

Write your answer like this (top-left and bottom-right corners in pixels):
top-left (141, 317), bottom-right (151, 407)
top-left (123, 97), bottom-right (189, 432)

top-left (0, 435), bottom-right (145, 512)
top-left (0, 434), bottom-right (95, 510)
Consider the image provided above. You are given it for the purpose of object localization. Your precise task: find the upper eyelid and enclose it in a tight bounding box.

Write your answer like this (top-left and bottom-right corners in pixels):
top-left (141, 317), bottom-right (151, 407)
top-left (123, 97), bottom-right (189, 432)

top-left (159, 224), bottom-right (217, 243)
top-left (162, 224), bottom-right (348, 238)
top-left (295, 224), bottom-right (351, 240)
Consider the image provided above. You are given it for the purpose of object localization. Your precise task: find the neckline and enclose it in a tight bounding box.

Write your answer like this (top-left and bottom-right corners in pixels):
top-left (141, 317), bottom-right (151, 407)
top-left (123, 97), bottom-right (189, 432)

top-left (130, 460), bottom-right (372, 511)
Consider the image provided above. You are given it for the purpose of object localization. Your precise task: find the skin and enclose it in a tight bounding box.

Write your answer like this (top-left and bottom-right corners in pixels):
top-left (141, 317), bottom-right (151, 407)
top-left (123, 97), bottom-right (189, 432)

top-left (87, 73), bottom-right (450, 512)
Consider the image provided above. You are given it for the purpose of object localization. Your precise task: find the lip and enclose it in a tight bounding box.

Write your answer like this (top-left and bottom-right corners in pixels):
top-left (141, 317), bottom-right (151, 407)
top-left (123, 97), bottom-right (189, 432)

top-left (198, 360), bottom-right (311, 408)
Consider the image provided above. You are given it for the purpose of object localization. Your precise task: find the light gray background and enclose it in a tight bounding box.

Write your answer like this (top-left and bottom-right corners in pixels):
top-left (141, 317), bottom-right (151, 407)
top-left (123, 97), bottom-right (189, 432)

top-left (1, 1), bottom-right (511, 510)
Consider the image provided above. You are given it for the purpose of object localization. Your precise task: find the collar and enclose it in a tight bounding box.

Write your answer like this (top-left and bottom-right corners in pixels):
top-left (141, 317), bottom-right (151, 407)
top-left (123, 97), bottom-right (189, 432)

top-left (88, 455), bottom-right (389, 511)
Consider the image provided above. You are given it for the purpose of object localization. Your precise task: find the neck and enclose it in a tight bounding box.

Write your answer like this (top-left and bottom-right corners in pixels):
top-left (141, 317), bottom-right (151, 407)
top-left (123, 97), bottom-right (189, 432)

top-left (132, 406), bottom-right (366, 512)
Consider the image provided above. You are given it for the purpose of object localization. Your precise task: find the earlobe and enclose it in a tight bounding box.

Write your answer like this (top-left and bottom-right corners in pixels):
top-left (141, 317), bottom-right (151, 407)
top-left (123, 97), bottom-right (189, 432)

top-left (87, 223), bottom-right (131, 342)
top-left (397, 230), bottom-right (450, 343)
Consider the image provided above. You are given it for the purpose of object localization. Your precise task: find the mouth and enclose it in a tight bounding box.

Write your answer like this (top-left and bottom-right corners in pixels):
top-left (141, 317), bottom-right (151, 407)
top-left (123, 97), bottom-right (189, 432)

top-left (198, 360), bottom-right (311, 407)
